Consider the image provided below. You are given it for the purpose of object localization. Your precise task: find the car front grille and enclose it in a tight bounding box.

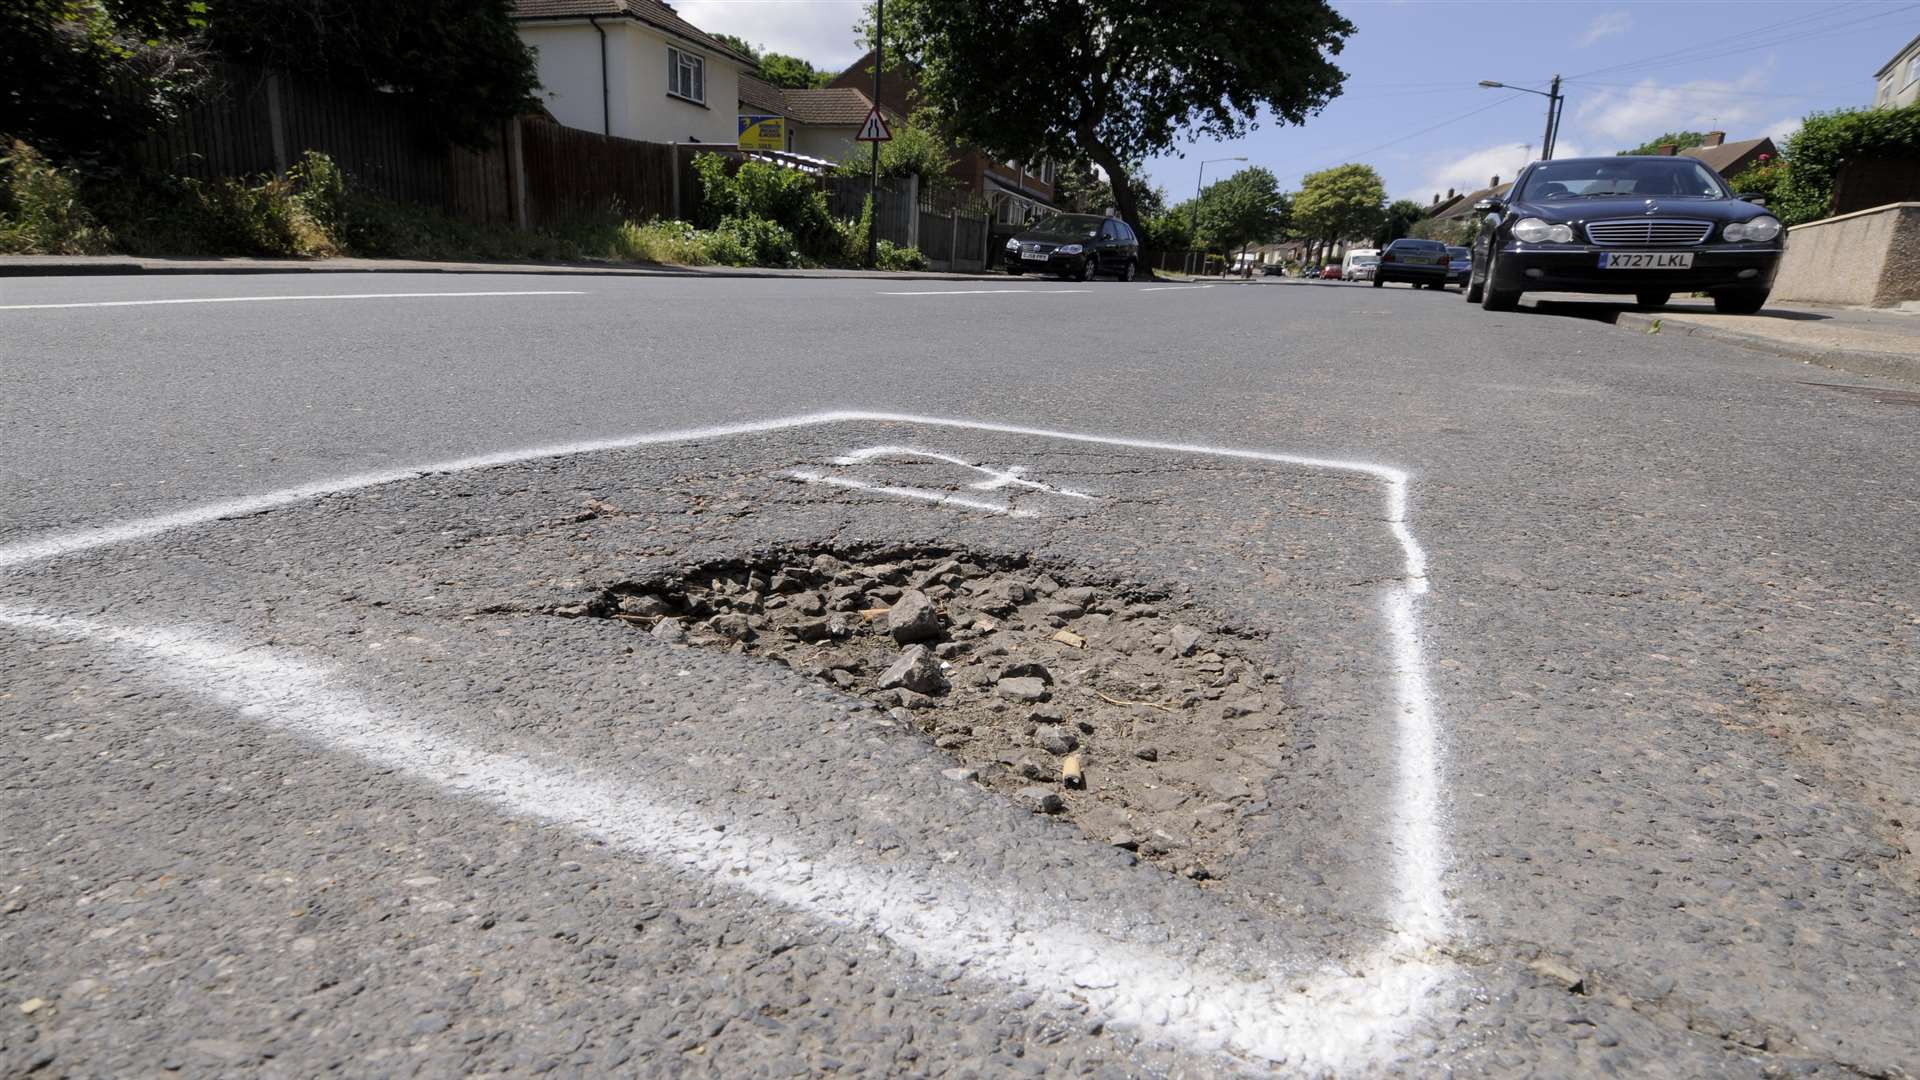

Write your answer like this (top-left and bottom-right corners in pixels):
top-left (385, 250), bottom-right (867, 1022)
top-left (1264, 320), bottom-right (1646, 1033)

top-left (1584, 219), bottom-right (1714, 246)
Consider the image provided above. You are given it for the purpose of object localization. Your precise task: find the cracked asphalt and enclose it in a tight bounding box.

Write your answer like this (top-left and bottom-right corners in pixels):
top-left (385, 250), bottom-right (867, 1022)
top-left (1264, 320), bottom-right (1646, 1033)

top-left (2, 272), bottom-right (1917, 1077)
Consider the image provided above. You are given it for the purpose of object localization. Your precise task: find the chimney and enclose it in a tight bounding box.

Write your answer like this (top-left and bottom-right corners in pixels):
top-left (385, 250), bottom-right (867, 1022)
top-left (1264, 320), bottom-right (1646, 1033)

top-left (1490, 174), bottom-right (1500, 188)
top-left (1656, 144), bottom-right (1678, 156)
top-left (1432, 193), bottom-right (1439, 205)
top-left (1447, 187), bottom-right (1456, 198)
top-left (1702, 131), bottom-right (1725, 147)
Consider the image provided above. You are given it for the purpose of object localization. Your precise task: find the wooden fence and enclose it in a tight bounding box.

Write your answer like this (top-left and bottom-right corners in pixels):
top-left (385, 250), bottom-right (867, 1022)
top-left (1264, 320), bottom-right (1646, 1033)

top-left (131, 66), bottom-right (996, 264)
top-left (138, 64), bottom-right (515, 225)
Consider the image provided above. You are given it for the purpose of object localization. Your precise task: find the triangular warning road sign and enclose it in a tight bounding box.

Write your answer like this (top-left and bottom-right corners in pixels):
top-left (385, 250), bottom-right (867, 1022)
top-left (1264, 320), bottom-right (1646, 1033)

top-left (855, 108), bottom-right (893, 142)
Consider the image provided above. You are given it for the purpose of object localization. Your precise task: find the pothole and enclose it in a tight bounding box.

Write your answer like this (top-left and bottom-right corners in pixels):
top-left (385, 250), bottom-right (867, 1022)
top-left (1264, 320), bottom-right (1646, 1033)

top-left (564, 545), bottom-right (1294, 881)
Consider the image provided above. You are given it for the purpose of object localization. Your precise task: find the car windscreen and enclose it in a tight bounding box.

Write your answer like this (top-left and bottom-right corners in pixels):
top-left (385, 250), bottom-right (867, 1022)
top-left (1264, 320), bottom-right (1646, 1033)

top-left (1446, 247), bottom-right (1469, 259)
top-left (1028, 214), bottom-right (1105, 237)
top-left (1519, 159), bottom-right (1730, 200)
top-left (1351, 255), bottom-right (1379, 265)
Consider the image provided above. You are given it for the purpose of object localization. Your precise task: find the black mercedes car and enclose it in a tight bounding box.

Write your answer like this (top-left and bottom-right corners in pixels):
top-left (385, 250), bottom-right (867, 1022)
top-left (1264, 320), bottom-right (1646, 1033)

top-left (1464, 156), bottom-right (1784, 314)
top-left (1004, 213), bottom-right (1141, 281)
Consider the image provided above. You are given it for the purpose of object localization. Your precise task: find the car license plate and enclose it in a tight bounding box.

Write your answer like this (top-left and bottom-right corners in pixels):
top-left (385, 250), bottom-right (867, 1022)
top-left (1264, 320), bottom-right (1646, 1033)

top-left (1599, 251), bottom-right (1693, 269)
top-left (1021, 249), bottom-right (1049, 261)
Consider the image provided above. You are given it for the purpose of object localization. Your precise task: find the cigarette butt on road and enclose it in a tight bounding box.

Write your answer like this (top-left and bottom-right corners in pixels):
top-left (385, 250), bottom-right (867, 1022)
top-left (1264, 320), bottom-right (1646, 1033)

top-left (1062, 753), bottom-right (1084, 789)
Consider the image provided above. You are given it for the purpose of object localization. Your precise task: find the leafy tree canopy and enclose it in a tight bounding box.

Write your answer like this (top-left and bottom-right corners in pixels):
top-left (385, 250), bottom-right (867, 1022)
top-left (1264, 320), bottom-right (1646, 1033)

top-left (209, 0), bottom-right (538, 147)
top-left (714, 34), bottom-right (834, 89)
top-left (1193, 166), bottom-right (1288, 253)
top-left (1372, 197), bottom-right (1426, 247)
top-left (879, 0), bottom-right (1353, 257)
top-left (1, 0), bottom-right (210, 168)
top-left (1292, 162), bottom-right (1384, 243)
top-left (1618, 131), bottom-right (1708, 156)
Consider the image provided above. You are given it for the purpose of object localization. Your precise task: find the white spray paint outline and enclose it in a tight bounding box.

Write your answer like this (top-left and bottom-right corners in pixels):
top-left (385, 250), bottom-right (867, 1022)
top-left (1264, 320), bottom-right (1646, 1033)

top-left (782, 468), bottom-right (1034, 517)
top-left (0, 410), bottom-right (1452, 1068)
top-left (829, 445), bottom-right (1097, 500)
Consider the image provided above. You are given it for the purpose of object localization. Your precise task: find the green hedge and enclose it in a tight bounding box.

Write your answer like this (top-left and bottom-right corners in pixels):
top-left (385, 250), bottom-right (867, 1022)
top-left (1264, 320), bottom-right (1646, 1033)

top-left (1775, 102), bottom-right (1920, 224)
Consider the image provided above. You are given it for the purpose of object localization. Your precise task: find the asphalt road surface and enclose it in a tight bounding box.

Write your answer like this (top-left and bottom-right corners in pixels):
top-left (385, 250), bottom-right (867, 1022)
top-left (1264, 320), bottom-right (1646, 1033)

top-left (3, 271), bottom-right (1916, 1077)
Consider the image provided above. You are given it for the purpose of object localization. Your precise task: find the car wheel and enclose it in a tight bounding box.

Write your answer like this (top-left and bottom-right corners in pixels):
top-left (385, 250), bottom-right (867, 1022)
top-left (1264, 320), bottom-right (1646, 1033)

top-left (1480, 249), bottom-right (1520, 311)
top-left (1119, 259), bottom-right (1136, 282)
top-left (1713, 289), bottom-right (1768, 315)
top-left (1371, 276), bottom-right (1384, 288)
top-left (1007, 267), bottom-right (1024, 276)
top-left (1634, 291), bottom-right (1670, 309)
top-left (1465, 252), bottom-right (1485, 303)
top-left (1075, 259), bottom-right (1095, 283)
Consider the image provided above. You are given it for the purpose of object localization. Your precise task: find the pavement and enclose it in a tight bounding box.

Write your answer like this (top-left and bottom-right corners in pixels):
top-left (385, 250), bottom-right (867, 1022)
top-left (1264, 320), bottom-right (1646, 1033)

top-left (2, 271), bottom-right (1917, 1077)
top-left (0, 253), bottom-right (998, 282)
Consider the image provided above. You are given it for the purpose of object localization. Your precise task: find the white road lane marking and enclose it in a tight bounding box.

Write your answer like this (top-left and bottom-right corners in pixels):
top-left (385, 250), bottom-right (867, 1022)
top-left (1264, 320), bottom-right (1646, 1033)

top-left (876, 288), bottom-right (1093, 295)
top-left (0, 410), bottom-right (1453, 1062)
top-left (0, 605), bottom-right (1450, 1072)
top-left (0, 291), bottom-right (586, 311)
top-left (1137, 285), bottom-right (1217, 292)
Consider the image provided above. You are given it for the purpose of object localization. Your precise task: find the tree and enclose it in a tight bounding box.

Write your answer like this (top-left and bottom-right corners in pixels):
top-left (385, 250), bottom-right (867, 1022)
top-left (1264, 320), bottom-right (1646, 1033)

top-left (1292, 163), bottom-right (1384, 259)
top-left (1194, 166), bottom-right (1288, 258)
top-left (714, 34), bottom-right (833, 89)
top-left (1052, 159), bottom-right (1111, 213)
top-left (1372, 198), bottom-right (1426, 247)
top-left (1618, 131), bottom-right (1708, 156)
top-left (1, 0), bottom-right (210, 168)
top-left (208, 0), bottom-right (537, 148)
top-left (880, 0), bottom-right (1353, 264)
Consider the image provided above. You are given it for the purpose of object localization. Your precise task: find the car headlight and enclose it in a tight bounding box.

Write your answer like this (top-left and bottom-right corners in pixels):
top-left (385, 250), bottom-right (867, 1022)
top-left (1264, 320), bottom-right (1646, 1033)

top-left (1057, 244), bottom-right (1083, 255)
top-left (1005, 238), bottom-right (1021, 250)
top-left (1512, 217), bottom-right (1573, 244)
top-left (1725, 216), bottom-right (1781, 243)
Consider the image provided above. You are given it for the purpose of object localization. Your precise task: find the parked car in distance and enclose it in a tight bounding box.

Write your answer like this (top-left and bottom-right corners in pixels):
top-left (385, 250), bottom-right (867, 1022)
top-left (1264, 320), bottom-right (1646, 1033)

top-left (1465, 155), bottom-right (1783, 313)
top-left (1004, 213), bottom-right (1141, 281)
top-left (1373, 238), bottom-right (1452, 288)
top-left (1446, 246), bottom-right (1472, 285)
top-left (1341, 248), bottom-right (1380, 281)
top-left (1260, 263), bottom-right (1285, 276)
top-left (1320, 264), bottom-right (1343, 280)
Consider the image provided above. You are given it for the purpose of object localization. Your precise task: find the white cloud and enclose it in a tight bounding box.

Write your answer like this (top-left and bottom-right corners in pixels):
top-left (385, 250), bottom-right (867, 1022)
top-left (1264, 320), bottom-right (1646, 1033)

top-left (673, 1), bottom-right (871, 71)
top-left (1415, 140), bottom-right (1566, 201)
top-left (1763, 115), bottom-right (1803, 146)
top-left (1578, 11), bottom-right (1633, 48)
top-left (1570, 63), bottom-right (1776, 147)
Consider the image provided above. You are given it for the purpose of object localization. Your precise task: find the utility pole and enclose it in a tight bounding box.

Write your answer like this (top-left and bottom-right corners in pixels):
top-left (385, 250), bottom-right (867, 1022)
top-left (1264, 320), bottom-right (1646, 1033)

top-left (1542, 74), bottom-right (1563, 160)
top-left (867, 0), bottom-right (883, 269)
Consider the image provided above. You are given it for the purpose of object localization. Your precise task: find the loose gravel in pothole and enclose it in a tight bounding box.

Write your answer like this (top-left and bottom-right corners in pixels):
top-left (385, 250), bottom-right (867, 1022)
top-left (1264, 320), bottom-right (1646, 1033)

top-left (574, 546), bottom-right (1291, 881)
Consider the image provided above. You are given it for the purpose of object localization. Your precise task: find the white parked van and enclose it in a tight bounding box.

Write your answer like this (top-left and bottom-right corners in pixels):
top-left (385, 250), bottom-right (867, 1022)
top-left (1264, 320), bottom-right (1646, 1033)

top-left (1341, 249), bottom-right (1381, 281)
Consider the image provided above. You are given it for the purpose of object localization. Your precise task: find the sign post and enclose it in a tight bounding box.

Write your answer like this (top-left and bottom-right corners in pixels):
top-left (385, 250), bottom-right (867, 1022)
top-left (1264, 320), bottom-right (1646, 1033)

top-left (865, 0), bottom-right (885, 268)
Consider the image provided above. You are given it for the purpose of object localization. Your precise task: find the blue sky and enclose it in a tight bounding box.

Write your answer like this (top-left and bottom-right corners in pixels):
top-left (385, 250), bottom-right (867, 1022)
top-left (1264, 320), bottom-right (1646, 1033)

top-left (676, 0), bottom-right (1918, 203)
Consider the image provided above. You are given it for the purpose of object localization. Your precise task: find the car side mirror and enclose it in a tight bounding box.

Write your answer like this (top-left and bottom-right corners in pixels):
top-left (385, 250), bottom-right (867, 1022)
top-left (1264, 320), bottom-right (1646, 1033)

top-left (1738, 193), bottom-right (1767, 206)
top-left (1473, 199), bottom-right (1502, 213)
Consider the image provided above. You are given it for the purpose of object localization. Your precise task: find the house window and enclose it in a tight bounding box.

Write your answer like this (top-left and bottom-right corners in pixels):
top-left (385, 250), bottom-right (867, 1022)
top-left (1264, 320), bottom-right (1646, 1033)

top-left (668, 47), bottom-right (705, 104)
top-left (1908, 54), bottom-right (1919, 86)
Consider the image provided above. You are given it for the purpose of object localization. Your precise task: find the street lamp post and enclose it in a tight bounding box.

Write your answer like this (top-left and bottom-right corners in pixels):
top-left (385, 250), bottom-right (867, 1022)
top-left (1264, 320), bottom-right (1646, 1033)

top-left (1190, 155), bottom-right (1247, 275)
top-left (1479, 76), bottom-right (1564, 160)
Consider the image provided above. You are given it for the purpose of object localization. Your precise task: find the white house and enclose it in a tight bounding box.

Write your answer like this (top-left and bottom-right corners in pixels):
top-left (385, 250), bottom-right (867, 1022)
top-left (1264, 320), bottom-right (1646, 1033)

top-left (512, 0), bottom-right (754, 145)
top-left (1874, 32), bottom-right (1920, 110)
top-left (737, 73), bottom-right (901, 165)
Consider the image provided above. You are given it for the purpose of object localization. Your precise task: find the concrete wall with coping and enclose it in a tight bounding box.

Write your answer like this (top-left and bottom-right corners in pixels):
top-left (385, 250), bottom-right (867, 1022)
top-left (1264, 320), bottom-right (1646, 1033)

top-left (1772, 202), bottom-right (1920, 308)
